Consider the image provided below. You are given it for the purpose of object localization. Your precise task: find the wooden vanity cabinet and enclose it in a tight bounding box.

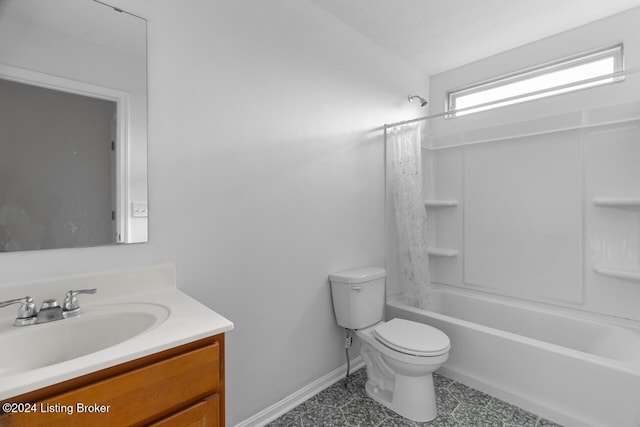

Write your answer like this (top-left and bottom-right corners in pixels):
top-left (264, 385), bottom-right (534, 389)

top-left (0, 334), bottom-right (225, 427)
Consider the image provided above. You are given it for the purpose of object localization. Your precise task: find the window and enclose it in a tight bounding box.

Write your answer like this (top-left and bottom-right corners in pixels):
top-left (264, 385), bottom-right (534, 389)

top-left (447, 45), bottom-right (624, 116)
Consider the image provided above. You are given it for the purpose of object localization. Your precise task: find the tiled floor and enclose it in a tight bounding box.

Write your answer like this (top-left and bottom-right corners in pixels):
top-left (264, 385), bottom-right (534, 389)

top-left (266, 368), bottom-right (563, 427)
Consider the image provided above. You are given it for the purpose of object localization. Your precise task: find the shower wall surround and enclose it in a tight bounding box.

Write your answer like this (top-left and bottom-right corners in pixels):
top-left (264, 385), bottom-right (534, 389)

top-left (423, 7), bottom-right (640, 321)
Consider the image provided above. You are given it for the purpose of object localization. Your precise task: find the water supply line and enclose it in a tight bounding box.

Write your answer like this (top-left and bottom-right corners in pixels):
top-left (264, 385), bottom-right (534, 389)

top-left (343, 328), bottom-right (352, 388)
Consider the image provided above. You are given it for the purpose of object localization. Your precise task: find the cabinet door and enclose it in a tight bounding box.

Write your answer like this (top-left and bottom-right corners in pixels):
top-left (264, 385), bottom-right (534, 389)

top-left (149, 395), bottom-right (219, 427)
top-left (2, 343), bottom-right (219, 427)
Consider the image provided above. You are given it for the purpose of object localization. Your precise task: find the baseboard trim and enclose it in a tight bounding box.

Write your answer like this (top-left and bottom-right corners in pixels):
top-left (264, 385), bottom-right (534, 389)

top-left (233, 356), bottom-right (364, 427)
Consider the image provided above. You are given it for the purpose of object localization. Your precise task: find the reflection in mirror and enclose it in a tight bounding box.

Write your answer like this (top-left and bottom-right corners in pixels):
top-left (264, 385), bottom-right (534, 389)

top-left (0, 0), bottom-right (148, 251)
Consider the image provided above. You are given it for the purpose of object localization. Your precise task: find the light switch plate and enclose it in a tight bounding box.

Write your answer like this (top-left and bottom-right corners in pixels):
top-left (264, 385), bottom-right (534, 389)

top-left (132, 202), bottom-right (148, 218)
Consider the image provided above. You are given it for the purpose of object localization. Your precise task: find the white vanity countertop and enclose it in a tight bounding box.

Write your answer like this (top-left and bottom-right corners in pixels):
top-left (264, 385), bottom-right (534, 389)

top-left (0, 264), bottom-right (234, 401)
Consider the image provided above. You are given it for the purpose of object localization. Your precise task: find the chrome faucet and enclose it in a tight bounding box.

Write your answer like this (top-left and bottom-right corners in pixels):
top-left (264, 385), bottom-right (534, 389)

top-left (0, 296), bottom-right (37, 326)
top-left (63, 288), bottom-right (97, 318)
top-left (36, 298), bottom-right (65, 323)
top-left (0, 288), bottom-right (97, 326)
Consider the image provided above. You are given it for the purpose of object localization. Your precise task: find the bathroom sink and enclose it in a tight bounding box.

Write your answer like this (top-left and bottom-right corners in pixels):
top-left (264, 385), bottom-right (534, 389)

top-left (0, 303), bottom-right (169, 376)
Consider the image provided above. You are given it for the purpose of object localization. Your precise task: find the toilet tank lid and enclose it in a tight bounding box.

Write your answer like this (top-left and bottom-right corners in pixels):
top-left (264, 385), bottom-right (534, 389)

top-left (329, 267), bottom-right (386, 284)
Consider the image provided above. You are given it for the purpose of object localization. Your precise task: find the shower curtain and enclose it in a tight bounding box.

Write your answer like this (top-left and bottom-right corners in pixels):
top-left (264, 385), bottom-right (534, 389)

top-left (388, 124), bottom-right (431, 309)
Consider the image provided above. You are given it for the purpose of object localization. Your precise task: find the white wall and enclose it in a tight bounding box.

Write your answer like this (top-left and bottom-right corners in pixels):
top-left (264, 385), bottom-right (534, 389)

top-left (0, 0), bottom-right (428, 424)
top-left (427, 8), bottom-right (640, 320)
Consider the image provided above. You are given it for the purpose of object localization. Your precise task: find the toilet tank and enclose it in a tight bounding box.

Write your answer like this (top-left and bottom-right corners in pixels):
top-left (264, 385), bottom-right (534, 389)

top-left (329, 267), bottom-right (386, 330)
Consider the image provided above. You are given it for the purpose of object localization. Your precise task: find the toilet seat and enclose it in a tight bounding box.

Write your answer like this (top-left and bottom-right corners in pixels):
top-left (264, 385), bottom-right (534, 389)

top-left (373, 318), bottom-right (450, 357)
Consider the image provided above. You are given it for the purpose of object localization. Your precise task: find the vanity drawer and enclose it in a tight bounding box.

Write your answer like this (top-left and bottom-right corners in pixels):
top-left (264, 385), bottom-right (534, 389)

top-left (1, 337), bottom-right (223, 427)
top-left (149, 394), bottom-right (219, 427)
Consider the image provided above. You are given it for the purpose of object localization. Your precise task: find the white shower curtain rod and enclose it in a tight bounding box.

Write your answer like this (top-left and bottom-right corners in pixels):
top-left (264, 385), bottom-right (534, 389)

top-left (384, 67), bottom-right (640, 130)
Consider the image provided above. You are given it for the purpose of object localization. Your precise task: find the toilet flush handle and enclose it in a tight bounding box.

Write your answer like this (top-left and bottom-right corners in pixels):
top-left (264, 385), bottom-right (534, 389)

top-left (351, 286), bottom-right (363, 291)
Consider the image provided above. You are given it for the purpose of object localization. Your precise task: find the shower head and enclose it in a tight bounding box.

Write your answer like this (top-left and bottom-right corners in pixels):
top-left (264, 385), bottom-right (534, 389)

top-left (408, 95), bottom-right (428, 107)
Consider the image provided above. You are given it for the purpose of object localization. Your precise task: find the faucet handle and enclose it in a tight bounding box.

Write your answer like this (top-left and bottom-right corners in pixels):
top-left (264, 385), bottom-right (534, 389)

top-left (0, 296), bottom-right (37, 326)
top-left (63, 288), bottom-right (97, 315)
top-left (65, 288), bottom-right (97, 297)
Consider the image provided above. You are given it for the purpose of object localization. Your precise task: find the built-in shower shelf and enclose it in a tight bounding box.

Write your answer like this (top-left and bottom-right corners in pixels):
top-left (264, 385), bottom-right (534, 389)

top-left (424, 200), bottom-right (459, 208)
top-left (427, 248), bottom-right (458, 257)
top-left (594, 266), bottom-right (640, 281)
top-left (593, 197), bottom-right (640, 208)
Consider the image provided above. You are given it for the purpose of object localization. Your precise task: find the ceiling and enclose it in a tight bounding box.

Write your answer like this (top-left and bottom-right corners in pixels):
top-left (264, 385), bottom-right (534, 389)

top-left (308, 0), bottom-right (640, 76)
top-left (0, 0), bottom-right (145, 56)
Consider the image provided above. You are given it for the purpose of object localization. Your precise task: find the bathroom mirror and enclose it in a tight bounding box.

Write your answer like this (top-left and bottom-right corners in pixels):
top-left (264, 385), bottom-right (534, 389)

top-left (0, 0), bottom-right (148, 251)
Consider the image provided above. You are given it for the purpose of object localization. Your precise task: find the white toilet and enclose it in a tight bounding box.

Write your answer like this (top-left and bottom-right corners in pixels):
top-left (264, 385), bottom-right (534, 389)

top-left (329, 267), bottom-right (450, 422)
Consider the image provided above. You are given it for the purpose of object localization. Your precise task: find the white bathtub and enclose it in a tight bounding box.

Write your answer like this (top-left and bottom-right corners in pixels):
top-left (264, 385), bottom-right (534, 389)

top-left (386, 287), bottom-right (640, 427)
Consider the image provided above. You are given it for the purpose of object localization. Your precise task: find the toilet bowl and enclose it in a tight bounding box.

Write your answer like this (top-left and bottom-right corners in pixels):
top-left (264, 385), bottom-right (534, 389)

top-left (357, 318), bottom-right (449, 422)
top-left (328, 267), bottom-right (451, 423)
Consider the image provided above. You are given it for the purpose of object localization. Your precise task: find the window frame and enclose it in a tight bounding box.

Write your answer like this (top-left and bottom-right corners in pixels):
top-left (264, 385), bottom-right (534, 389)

top-left (446, 44), bottom-right (624, 116)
